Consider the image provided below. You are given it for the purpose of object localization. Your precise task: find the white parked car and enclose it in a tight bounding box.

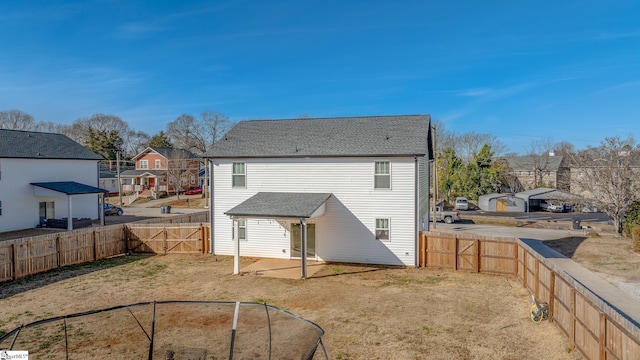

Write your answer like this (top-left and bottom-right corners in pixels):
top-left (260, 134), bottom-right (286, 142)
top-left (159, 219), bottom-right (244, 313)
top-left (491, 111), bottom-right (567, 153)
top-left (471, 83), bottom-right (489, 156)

top-left (455, 197), bottom-right (469, 211)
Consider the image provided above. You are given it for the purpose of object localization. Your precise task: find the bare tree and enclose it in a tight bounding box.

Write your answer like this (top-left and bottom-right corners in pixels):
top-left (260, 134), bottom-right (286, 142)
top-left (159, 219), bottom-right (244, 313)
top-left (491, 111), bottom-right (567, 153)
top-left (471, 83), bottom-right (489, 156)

top-left (525, 137), bottom-right (558, 188)
top-left (65, 114), bottom-right (136, 155)
top-left (0, 110), bottom-right (37, 130)
top-left (124, 130), bottom-right (150, 156)
top-left (201, 110), bottom-right (232, 150)
top-left (166, 114), bottom-right (206, 154)
top-left (166, 149), bottom-right (198, 198)
top-left (569, 136), bottom-right (640, 235)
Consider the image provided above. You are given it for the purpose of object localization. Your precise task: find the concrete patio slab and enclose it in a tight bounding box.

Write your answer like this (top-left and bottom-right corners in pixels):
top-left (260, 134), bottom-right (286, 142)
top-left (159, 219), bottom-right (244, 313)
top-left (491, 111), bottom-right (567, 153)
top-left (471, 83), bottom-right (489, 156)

top-left (241, 258), bottom-right (326, 279)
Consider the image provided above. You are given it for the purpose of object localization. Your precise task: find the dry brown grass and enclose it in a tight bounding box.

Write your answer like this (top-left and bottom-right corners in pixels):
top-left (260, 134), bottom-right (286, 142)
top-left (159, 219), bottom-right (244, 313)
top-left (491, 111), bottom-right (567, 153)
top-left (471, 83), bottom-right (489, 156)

top-left (0, 255), bottom-right (582, 359)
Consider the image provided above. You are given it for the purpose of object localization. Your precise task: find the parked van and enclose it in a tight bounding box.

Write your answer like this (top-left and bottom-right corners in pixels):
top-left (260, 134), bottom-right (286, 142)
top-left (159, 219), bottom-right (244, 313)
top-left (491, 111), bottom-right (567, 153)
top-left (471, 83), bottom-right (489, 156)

top-left (455, 197), bottom-right (469, 211)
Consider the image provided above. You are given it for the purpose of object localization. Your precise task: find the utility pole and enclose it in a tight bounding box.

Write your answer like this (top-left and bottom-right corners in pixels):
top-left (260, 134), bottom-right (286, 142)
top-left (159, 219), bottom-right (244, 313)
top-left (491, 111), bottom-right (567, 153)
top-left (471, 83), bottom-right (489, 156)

top-left (432, 125), bottom-right (437, 229)
top-left (117, 151), bottom-right (123, 206)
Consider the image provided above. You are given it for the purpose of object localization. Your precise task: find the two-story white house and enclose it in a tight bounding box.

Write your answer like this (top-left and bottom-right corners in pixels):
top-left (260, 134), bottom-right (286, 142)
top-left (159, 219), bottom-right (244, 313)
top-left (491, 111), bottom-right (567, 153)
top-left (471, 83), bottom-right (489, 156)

top-left (0, 129), bottom-right (105, 232)
top-left (205, 115), bottom-right (433, 273)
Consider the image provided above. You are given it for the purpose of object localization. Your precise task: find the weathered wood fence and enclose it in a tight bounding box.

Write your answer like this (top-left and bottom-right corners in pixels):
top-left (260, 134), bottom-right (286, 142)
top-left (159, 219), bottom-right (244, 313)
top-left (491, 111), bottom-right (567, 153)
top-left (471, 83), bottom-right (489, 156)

top-left (420, 231), bottom-right (640, 360)
top-left (0, 211), bottom-right (209, 282)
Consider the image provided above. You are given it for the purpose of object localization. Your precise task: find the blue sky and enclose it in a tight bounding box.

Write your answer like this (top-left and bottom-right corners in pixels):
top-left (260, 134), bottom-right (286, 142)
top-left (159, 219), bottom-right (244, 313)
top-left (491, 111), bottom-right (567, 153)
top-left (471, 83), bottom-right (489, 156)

top-left (1, 1), bottom-right (639, 153)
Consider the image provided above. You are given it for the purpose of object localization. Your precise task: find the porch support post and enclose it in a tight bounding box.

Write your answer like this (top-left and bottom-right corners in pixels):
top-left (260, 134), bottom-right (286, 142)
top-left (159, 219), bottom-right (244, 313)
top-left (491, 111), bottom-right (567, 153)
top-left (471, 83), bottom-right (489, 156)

top-left (233, 218), bottom-right (240, 275)
top-left (67, 195), bottom-right (73, 230)
top-left (301, 217), bottom-right (307, 279)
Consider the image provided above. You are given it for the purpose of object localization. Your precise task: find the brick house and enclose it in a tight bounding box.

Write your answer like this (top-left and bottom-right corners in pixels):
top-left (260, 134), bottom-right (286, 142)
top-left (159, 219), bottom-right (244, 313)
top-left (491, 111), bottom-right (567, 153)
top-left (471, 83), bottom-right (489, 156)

top-left (120, 147), bottom-right (200, 198)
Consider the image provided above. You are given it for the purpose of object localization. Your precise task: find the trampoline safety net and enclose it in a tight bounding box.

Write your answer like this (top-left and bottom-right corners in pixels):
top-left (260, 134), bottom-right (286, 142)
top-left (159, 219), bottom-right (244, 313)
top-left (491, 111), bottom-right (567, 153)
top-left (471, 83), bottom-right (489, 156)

top-left (0, 300), bottom-right (328, 359)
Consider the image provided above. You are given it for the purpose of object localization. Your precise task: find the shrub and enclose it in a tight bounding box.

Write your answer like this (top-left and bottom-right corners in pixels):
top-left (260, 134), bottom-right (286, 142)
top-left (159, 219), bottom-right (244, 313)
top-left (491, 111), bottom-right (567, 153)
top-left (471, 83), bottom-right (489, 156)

top-left (632, 226), bottom-right (640, 252)
top-left (623, 201), bottom-right (640, 236)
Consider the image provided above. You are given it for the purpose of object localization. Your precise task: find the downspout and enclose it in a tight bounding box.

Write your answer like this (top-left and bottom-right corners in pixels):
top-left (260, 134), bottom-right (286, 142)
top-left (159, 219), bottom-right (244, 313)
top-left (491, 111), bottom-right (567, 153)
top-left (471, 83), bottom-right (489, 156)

top-left (208, 159), bottom-right (215, 254)
top-left (414, 156), bottom-right (419, 267)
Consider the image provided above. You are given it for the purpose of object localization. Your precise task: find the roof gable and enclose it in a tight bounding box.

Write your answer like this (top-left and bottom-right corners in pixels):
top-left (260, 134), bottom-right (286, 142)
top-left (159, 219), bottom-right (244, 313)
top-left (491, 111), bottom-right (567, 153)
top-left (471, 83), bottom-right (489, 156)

top-left (132, 147), bottom-right (199, 161)
top-left (206, 114), bottom-right (432, 158)
top-left (0, 129), bottom-right (103, 160)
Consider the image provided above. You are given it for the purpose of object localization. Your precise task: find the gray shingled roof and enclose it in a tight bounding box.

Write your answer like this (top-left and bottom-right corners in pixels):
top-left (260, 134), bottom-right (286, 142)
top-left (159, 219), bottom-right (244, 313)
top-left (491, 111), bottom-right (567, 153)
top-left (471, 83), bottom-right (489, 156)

top-left (0, 129), bottom-right (103, 160)
top-left (225, 192), bottom-right (332, 218)
top-left (503, 155), bottom-right (565, 171)
top-left (31, 181), bottom-right (108, 195)
top-left (206, 115), bottom-right (432, 158)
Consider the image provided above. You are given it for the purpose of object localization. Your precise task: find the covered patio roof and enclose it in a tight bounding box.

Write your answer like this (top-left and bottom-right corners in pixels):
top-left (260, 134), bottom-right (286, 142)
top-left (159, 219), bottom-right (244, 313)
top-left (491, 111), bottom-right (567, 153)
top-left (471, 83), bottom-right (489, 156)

top-left (224, 192), bottom-right (332, 280)
top-left (30, 181), bottom-right (107, 230)
top-left (30, 181), bottom-right (108, 195)
top-left (225, 192), bottom-right (332, 219)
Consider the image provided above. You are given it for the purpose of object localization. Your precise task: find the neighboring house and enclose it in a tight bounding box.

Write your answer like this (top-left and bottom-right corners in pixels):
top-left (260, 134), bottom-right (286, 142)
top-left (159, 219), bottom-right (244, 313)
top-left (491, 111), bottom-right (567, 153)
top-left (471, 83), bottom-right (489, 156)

top-left (120, 147), bottom-right (200, 197)
top-left (99, 162), bottom-right (134, 195)
top-left (0, 129), bottom-right (106, 232)
top-left (205, 115), bottom-right (433, 272)
top-left (503, 154), bottom-right (570, 191)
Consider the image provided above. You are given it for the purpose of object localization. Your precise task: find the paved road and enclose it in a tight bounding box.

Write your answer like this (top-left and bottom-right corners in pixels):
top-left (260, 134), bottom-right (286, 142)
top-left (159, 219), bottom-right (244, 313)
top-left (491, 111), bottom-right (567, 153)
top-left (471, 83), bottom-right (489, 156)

top-left (461, 209), bottom-right (610, 223)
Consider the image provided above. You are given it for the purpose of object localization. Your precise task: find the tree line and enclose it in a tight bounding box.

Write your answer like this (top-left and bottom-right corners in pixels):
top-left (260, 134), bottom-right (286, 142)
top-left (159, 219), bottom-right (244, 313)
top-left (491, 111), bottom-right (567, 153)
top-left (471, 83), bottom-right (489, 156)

top-left (3, 110), bottom-right (639, 235)
top-left (0, 109), bottom-right (232, 160)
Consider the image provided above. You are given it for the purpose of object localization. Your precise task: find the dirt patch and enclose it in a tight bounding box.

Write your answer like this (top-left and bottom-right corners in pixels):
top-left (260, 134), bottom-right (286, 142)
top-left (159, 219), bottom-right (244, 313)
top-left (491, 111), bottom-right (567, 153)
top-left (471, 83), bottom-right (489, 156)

top-left (543, 234), bottom-right (640, 301)
top-left (0, 255), bottom-right (582, 359)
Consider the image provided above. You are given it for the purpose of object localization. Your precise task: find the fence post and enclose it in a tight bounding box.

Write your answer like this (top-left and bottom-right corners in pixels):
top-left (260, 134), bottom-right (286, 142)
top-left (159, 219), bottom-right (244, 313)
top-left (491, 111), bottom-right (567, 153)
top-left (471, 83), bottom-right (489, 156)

top-left (453, 236), bottom-right (458, 271)
top-left (569, 288), bottom-right (576, 349)
top-left (56, 236), bottom-right (61, 268)
top-left (599, 312), bottom-right (606, 359)
top-left (11, 244), bottom-right (17, 281)
top-left (92, 230), bottom-right (97, 261)
top-left (163, 227), bottom-right (168, 255)
top-left (513, 242), bottom-right (519, 276)
top-left (534, 259), bottom-right (540, 297)
top-left (549, 271), bottom-right (556, 323)
top-left (474, 239), bottom-right (480, 273)
top-left (201, 224), bottom-right (205, 254)
top-left (124, 225), bottom-right (129, 253)
top-left (522, 250), bottom-right (527, 288)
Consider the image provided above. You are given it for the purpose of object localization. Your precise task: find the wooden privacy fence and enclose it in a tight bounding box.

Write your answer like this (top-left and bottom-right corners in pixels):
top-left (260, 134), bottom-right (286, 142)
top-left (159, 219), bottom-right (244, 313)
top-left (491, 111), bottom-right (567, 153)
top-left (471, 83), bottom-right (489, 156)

top-left (127, 223), bottom-right (209, 255)
top-left (420, 231), bottom-right (640, 360)
top-left (0, 211), bottom-right (209, 282)
top-left (418, 231), bottom-right (517, 274)
top-left (0, 225), bottom-right (126, 282)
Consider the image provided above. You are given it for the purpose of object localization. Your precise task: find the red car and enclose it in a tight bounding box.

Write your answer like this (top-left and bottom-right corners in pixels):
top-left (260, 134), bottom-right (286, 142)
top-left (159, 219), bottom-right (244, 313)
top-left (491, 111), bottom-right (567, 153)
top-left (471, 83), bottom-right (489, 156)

top-left (184, 186), bottom-right (202, 195)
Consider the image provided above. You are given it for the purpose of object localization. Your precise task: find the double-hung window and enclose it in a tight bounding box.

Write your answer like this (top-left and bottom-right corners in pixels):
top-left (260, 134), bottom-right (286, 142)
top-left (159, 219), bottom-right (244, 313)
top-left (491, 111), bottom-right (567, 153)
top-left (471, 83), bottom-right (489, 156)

top-left (232, 162), bottom-right (246, 187)
top-left (375, 218), bottom-right (390, 241)
top-left (140, 160), bottom-right (148, 169)
top-left (238, 218), bottom-right (247, 241)
top-left (155, 160), bottom-right (161, 169)
top-left (374, 161), bottom-right (390, 189)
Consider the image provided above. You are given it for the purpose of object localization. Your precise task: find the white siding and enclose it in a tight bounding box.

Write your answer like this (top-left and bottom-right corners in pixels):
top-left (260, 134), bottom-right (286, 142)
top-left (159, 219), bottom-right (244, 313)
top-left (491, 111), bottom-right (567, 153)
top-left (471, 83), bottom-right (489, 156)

top-left (0, 158), bottom-right (101, 232)
top-left (212, 157), bottom-right (421, 266)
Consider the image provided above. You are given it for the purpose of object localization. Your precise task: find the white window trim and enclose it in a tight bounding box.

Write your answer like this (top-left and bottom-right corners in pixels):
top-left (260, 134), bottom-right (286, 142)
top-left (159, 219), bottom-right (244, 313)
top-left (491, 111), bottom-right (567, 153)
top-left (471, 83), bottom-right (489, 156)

top-left (232, 162), bottom-right (246, 188)
top-left (375, 217), bottom-right (390, 241)
top-left (374, 161), bottom-right (391, 190)
top-left (140, 160), bottom-right (149, 169)
top-left (155, 159), bottom-right (161, 169)
top-left (238, 218), bottom-right (247, 241)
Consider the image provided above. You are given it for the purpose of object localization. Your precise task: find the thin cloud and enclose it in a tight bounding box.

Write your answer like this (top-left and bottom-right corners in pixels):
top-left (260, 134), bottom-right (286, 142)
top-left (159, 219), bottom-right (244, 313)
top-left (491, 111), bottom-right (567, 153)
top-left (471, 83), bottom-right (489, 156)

top-left (592, 80), bottom-right (640, 94)
top-left (594, 29), bottom-right (640, 40)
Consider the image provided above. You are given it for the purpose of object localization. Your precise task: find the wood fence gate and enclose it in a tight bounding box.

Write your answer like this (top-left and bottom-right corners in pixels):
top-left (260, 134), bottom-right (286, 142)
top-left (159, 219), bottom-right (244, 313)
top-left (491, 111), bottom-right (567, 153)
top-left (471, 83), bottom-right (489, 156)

top-left (127, 224), bottom-right (209, 254)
